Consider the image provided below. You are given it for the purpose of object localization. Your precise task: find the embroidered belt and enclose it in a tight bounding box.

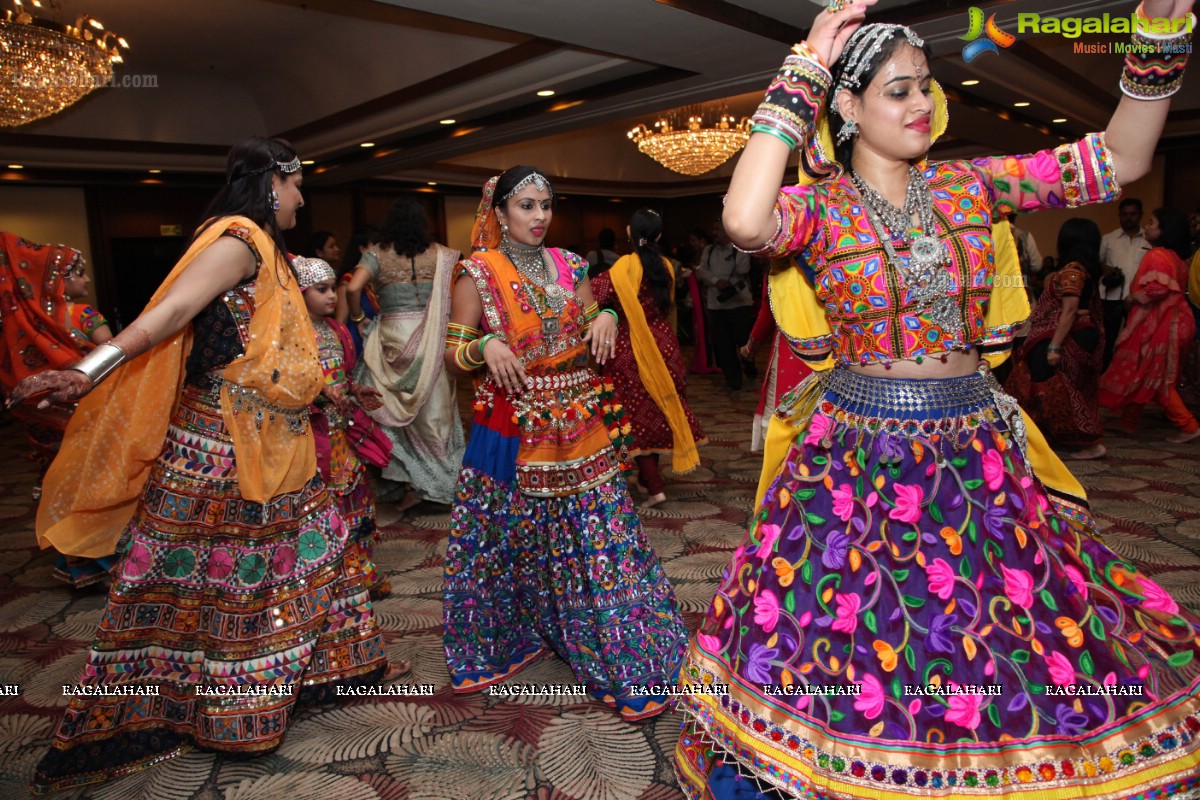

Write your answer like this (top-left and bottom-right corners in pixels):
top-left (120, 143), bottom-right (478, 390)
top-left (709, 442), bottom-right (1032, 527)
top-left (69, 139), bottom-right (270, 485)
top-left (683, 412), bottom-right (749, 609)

top-left (199, 373), bottom-right (311, 436)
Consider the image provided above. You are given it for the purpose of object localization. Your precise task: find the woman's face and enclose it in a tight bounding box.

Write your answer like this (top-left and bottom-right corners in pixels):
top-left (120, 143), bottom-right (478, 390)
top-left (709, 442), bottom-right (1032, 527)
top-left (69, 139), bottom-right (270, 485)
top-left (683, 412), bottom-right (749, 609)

top-left (497, 184), bottom-right (553, 247)
top-left (272, 171), bottom-right (304, 231)
top-left (840, 44), bottom-right (934, 164)
top-left (62, 259), bottom-right (89, 300)
top-left (1144, 213), bottom-right (1161, 243)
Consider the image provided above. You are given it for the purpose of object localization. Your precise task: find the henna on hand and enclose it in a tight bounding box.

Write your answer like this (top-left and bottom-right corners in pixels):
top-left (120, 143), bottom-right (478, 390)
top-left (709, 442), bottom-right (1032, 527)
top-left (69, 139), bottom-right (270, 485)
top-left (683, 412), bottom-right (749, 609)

top-left (8, 370), bottom-right (94, 409)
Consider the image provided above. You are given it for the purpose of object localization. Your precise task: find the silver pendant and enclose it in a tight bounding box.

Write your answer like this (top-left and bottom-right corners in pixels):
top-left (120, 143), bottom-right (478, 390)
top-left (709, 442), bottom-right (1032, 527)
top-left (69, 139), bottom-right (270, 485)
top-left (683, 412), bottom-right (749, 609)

top-left (542, 317), bottom-right (561, 336)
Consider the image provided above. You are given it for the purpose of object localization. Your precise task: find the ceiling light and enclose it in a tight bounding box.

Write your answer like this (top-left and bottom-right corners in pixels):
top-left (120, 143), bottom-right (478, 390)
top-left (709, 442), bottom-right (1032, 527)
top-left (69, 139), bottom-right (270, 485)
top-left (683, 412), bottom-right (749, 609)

top-left (961, 79), bottom-right (980, 86)
top-left (537, 89), bottom-right (555, 97)
top-left (427, 181), bottom-right (437, 186)
top-left (147, 169), bottom-right (160, 173)
top-left (7, 164), bottom-right (23, 169)
top-left (360, 142), bottom-right (375, 148)
top-left (1014, 101), bottom-right (1030, 107)
top-left (628, 110), bottom-right (750, 176)
top-left (0, 5), bottom-right (130, 127)
top-left (439, 119), bottom-right (456, 125)
top-left (1052, 118), bottom-right (1067, 123)
top-left (548, 100), bottom-right (584, 112)
top-left (301, 159), bottom-right (314, 165)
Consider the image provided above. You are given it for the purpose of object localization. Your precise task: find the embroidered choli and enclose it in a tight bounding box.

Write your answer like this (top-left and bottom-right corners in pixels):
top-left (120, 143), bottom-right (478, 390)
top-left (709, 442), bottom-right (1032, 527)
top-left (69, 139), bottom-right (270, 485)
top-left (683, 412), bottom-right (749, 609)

top-left (754, 53), bottom-right (1120, 368)
top-left (184, 225), bottom-right (260, 385)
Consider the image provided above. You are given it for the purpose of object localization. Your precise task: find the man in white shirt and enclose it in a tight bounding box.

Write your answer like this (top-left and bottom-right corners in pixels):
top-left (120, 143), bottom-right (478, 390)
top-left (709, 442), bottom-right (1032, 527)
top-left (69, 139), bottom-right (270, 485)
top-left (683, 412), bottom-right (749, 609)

top-left (695, 224), bottom-right (755, 392)
top-left (1099, 198), bottom-right (1151, 368)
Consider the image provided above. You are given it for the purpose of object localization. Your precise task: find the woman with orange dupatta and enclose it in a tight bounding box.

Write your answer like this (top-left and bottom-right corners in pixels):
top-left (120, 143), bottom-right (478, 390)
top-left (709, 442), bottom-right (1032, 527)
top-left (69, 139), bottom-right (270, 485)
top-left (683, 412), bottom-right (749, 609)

top-left (0, 234), bottom-right (120, 587)
top-left (10, 138), bottom-right (392, 795)
top-left (440, 166), bottom-right (687, 721)
top-left (1101, 206), bottom-right (1200, 442)
top-left (590, 207), bottom-right (706, 509)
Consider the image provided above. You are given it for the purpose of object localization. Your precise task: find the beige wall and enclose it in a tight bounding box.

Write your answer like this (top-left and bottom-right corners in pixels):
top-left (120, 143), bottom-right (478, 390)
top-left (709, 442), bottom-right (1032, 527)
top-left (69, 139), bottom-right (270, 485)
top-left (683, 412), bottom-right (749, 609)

top-left (445, 195), bottom-right (478, 256)
top-left (0, 186), bottom-right (97, 304)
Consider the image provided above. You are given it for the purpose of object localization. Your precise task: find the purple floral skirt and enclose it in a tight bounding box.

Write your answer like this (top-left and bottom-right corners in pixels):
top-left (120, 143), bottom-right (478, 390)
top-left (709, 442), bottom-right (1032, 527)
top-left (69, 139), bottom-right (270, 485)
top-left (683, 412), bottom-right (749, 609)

top-left (676, 368), bottom-right (1200, 799)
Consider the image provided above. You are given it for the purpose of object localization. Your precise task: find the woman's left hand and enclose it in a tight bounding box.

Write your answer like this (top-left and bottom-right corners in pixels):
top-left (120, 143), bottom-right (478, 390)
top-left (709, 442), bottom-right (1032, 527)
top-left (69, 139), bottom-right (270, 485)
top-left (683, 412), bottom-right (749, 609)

top-left (585, 312), bottom-right (618, 365)
top-left (349, 383), bottom-right (384, 412)
top-left (1141, 0), bottom-right (1193, 20)
top-left (1046, 350), bottom-right (1062, 366)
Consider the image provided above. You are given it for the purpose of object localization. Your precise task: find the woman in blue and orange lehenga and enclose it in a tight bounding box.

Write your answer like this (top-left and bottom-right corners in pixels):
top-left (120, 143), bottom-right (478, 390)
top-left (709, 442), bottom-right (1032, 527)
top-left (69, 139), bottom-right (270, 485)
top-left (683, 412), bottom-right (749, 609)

top-left (674, 1), bottom-right (1200, 797)
top-left (441, 166), bottom-right (688, 720)
top-left (11, 138), bottom-right (392, 794)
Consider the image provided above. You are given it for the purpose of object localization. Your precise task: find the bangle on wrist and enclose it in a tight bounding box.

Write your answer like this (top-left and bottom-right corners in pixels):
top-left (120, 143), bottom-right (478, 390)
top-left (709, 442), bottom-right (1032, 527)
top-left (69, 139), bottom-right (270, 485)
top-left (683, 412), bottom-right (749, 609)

top-left (72, 341), bottom-right (126, 385)
top-left (750, 123), bottom-right (798, 150)
top-left (598, 308), bottom-right (619, 325)
top-left (350, 311), bottom-right (366, 323)
top-left (1120, 10), bottom-right (1193, 99)
top-left (1047, 344), bottom-right (1062, 354)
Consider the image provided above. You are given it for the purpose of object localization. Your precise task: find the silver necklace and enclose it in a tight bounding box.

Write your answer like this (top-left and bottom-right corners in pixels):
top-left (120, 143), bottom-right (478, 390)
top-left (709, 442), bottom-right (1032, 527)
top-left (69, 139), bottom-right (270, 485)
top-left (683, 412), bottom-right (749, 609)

top-left (501, 237), bottom-right (566, 335)
top-left (850, 168), bottom-right (962, 336)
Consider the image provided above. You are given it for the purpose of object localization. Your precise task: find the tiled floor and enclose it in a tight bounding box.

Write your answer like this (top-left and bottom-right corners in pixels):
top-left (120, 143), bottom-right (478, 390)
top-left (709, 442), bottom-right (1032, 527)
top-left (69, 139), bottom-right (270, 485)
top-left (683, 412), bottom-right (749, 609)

top-left (0, 372), bottom-right (1197, 800)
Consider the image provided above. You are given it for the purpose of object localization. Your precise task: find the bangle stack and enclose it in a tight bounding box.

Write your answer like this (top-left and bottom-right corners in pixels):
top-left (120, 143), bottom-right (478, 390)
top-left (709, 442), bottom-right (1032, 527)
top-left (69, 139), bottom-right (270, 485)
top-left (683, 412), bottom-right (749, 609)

top-left (584, 302), bottom-right (600, 322)
top-left (1120, 7), bottom-right (1194, 99)
top-left (446, 323), bottom-right (489, 372)
top-left (750, 44), bottom-right (832, 152)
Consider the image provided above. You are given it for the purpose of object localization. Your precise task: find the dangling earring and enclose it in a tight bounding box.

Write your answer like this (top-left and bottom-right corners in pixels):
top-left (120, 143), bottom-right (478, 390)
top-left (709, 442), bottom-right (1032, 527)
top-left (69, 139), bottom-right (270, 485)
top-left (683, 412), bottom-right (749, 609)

top-left (836, 119), bottom-right (858, 146)
top-left (269, 190), bottom-right (280, 211)
top-left (499, 221), bottom-right (510, 243)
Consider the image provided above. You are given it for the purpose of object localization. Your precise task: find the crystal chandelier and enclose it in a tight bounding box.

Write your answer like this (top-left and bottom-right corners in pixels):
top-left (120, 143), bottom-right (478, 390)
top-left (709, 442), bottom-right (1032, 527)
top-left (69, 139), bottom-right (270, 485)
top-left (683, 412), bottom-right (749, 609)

top-left (627, 110), bottom-right (750, 176)
top-left (0, 0), bottom-right (129, 127)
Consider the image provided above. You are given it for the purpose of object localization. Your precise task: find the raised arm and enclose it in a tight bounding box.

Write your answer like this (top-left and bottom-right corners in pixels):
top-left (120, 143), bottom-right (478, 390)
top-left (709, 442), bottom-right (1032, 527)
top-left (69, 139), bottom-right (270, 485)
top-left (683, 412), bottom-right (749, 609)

top-left (724, 1), bottom-right (876, 250)
top-left (1106, 0), bottom-right (1194, 183)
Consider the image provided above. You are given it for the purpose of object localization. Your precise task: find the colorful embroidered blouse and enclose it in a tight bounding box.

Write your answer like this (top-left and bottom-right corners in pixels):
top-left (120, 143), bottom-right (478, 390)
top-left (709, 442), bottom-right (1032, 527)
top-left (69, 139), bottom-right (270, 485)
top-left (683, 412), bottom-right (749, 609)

top-left (755, 54), bottom-right (1120, 368)
top-left (66, 303), bottom-right (108, 345)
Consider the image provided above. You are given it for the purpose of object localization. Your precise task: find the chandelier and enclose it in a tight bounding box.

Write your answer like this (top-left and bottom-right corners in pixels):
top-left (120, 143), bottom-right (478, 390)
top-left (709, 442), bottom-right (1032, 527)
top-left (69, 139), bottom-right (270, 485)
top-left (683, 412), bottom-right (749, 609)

top-left (627, 110), bottom-right (750, 176)
top-left (0, 0), bottom-right (129, 127)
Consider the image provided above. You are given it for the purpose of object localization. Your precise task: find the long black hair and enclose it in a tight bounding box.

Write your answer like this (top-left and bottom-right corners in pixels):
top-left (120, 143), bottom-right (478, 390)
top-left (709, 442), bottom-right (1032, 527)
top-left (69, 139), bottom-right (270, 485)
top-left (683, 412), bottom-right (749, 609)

top-left (828, 29), bottom-right (934, 167)
top-left (377, 198), bottom-right (432, 258)
top-left (1055, 218), bottom-right (1102, 303)
top-left (194, 137), bottom-right (298, 262)
top-left (631, 208), bottom-right (672, 316)
top-left (1152, 207), bottom-right (1192, 260)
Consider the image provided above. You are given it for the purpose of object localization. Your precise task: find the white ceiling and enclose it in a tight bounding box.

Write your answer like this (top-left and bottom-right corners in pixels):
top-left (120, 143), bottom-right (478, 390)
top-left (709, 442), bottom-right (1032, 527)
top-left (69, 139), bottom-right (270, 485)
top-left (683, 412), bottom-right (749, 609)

top-left (1, 0), bottom-right (1197, 195)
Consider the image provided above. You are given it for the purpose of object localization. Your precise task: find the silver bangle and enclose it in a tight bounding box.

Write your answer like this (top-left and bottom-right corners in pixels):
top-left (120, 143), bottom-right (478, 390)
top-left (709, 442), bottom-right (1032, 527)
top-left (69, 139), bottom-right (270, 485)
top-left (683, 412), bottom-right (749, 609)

top-left (71, 342), bottom-right (127, 385)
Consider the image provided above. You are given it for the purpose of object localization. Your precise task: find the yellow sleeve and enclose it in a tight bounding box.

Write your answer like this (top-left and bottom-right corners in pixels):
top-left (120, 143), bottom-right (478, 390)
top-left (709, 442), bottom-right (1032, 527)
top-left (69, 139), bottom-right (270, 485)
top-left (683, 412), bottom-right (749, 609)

top-left (981, 219), bottom-right (1030, 369)
top-left (767, 257), bottom-right (834, 372)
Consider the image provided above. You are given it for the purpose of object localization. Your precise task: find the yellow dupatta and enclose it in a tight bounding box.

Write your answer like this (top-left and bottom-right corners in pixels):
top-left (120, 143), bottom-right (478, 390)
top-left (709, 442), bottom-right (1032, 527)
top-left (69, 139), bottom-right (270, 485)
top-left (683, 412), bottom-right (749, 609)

top-left (608, 254), bottom-right (701, 474)
top-left (37, 217), bottom-right (322, 558)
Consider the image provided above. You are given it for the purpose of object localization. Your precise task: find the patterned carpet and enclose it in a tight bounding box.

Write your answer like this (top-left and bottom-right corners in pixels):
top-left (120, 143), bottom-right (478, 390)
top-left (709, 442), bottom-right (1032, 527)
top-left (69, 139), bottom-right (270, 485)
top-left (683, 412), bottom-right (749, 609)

top-left (1, 368), bottom-right (1199, 800)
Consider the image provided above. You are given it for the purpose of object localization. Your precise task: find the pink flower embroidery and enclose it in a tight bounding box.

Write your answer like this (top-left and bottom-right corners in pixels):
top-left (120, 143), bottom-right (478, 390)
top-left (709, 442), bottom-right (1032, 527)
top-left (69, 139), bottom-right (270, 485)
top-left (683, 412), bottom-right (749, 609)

top-left (944, 687), bottom-right (983, 730)
top-left (854, 672), bottom-right (885, 720)
top-left (832, 483), bottom-right (856, 522)
top-left (1047, 650), bottom-right (1077, 687)
top-left (756, 523), bottom-right (781, 562)
top-left (696, 633), bottom-right (722, 653)
top-left (1064, 564), bottom-right (1089, 600)
top-left (888, 483), bottom-right (924, 524)
top-left (753, 590), bottom-right (781, 634)
top-left (1026, 151), bottom-right (1062, 184)
top-left (804, 413), bottom-right (833, 447)
top-left (926, 558), bottom-right (957, 601)
top-left (982, 448), bottom-right (1006, 492)
top-left (1001, 564), bottom-right (1034, 609)
top-left (831, 592), bottom-right (862, 634)
top-left (1139, 577), bottom-right (1180, 615)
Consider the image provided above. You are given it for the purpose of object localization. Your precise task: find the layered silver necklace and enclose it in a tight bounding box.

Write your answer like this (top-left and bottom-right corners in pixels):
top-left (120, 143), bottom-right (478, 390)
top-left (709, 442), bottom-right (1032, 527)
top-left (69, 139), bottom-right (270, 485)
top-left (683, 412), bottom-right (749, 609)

top-left (501, 237), bottom-right (566, 336)
top-left (849, 167), bottom-right (962, 336)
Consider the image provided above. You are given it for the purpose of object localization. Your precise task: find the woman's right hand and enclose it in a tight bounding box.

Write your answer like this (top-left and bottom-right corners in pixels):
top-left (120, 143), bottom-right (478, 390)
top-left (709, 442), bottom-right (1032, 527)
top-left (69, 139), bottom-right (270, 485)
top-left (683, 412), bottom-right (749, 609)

top-left (805, 1), bottom-right (876, 69)
top-left (7, 370), bottom-right (93, 410)
top-left (482, 338), bottom-right (528, 395)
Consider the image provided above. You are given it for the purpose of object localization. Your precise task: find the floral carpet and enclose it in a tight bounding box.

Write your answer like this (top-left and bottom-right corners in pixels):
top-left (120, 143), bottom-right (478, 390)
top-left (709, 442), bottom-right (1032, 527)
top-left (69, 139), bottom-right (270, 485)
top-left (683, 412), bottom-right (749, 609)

top-left (0, 372), bottom-right (1198, 800)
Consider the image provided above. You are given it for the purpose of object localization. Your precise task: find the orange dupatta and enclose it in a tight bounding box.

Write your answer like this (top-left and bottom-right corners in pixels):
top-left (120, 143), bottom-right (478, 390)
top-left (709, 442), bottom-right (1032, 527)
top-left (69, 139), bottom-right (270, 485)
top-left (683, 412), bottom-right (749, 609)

top-left (608, 254), bottom-right (700, 474)
top-left (37, 217), bottom-right (322, 558)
